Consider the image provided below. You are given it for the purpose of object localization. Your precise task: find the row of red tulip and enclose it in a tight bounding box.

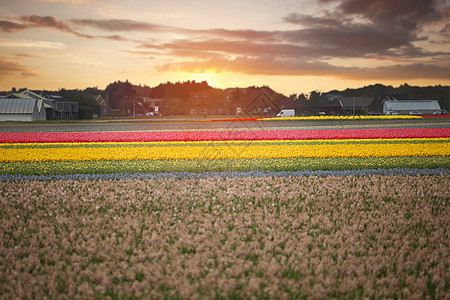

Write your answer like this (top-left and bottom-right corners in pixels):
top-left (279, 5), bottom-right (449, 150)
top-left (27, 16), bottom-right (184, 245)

top-left (1, 128), bottom-right (448, 143)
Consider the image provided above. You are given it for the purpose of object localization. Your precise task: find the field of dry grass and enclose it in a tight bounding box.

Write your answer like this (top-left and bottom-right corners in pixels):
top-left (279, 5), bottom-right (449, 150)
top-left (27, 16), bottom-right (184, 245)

top-left (1, 175), bottom-right (448, 298)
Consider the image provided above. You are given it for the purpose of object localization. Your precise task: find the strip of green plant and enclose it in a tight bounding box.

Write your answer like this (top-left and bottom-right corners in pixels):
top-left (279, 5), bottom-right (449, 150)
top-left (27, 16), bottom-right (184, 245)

top-left (1, 156), bottom-right (448, 175)
top-left (2, 138), bottom-right (448, 149)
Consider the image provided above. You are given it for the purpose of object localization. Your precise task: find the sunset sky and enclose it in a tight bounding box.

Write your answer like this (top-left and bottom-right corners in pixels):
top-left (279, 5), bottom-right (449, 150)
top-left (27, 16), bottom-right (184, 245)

top-left (1, 0), bottom-right (449, 95)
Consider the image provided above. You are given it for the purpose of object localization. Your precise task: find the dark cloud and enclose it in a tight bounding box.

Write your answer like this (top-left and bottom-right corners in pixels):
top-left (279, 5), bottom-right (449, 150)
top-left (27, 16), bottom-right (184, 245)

top-left (319, 0), bottom-right (443, 31)
top-left (138, 3), bottom-right (448, 79)
top-left (103, 35), bottom-right (129, 42)
top-left (18, 15), bottom-right (84, 36)
top-left (71, 18), bottom-right (276, 42)
top-left (139, 25), bottom-right (441, 65)
top-left (0, 15), bottom-right (132, 41)
top-left (130, 0), bottom-right (447, 65)
top-left (283, 13), bottom-right (348, 28)
top-left (5, 11), bottom-right (444, 63)
top-left (280, 0), bottom-right (448, 62)
top-left (140, 38), bottom-right (307, 59)
top-left (0, 15), bottom-right (94, 38)
top-left (283, 10), bottom-right (426, 58)
top-left (282, 26), bottom-right (415, 57)
top-left (0, 21), bottom-right (28, 32)
top-left (0, 57), bottom-right (39, 79)
top-left (70, 19), bottom-right (168, 32)
top-left (197, 28), bottom-right (276, 41)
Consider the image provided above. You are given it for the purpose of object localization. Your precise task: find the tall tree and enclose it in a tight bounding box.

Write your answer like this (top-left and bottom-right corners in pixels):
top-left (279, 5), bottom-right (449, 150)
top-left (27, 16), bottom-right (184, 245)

top-left (308, 91), bottom-right (323, 103)
top-left (104, 80), bottom-right (135, 113)
top-left (433, 87), bottom-right (450, 110)
top-left (74, 94), bottom-right (101, 119)
top-left (58, 89), bottom-right (101, 119)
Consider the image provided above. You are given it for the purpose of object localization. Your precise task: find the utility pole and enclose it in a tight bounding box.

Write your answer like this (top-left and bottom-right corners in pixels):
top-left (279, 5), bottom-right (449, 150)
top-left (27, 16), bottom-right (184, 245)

top-left (352, 96), bottom-right (355, 118)
top-left (122, 96), bottom-right (125, 115)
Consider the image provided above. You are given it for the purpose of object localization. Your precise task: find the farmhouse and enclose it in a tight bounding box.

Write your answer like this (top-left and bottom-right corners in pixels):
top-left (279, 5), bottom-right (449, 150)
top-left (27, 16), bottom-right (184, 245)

top-left (240, 87), bottom-right (279, 115)
top-left (338, 97), bottom-right (378, 115)
top-left (380, 94), bottom-right (409, 101)
top-left (0, 98), bottom-right (46, 121)
top-left (95, 94), bottom-right (108, 115)
top-left (133, 96), bottom-right (166, 115)
top-left (383, 100), bottom-right (441, 115)
top-left (188, 90), bottom-right (221, 115)
top-left (303, 97), bottom-right (343, 116)
top-left (224, 86), bottom-right (290, 116)
top-left (48, 95), bottom-right (79, 120)
top-left (18, 90), bottom-right (79, 120)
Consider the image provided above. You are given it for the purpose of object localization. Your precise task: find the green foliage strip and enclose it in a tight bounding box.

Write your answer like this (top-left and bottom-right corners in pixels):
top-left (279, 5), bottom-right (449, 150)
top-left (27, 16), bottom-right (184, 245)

top-left (1, 156), bottom-right (448, 176)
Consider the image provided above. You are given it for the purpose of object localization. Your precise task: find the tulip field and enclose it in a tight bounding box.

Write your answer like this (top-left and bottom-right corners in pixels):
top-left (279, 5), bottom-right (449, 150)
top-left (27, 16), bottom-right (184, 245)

top-left (0, 119), bottom-right (449, 298)
top-left (0, 127), bottom-right (449, 177)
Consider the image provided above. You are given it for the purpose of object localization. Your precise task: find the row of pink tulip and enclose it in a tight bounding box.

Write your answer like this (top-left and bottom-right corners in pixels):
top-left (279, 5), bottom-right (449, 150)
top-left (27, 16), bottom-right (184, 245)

top-left (1, 128), bottom-right (448, 143)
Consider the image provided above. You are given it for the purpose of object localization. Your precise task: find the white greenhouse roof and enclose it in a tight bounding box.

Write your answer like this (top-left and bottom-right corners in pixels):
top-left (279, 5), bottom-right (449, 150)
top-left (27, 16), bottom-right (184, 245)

top-left (0, 98), bottom-right (36, 114)
top-left (384, 100), bottom-right (441, 111)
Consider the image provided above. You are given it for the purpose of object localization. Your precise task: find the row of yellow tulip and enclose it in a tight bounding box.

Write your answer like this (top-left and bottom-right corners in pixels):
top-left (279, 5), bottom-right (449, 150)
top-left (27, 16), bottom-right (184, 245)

top-left (2, 138), bottom-right (448, 162)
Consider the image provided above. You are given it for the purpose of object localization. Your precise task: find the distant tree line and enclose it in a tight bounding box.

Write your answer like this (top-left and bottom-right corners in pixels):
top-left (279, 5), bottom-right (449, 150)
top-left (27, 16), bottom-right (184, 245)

top-left (326, 83), bottom-right (450, 110)
top-left (287, 83), bottom-right (450, 111)
top-left (104, 80), bottom-right (214, 114)
top-left (2, 82), bottom-right (449, 118)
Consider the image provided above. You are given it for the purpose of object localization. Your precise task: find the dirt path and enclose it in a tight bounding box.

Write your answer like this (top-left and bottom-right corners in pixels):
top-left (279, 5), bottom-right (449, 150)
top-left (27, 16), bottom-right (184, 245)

top-left (0, 118), bottom-right (448, 132)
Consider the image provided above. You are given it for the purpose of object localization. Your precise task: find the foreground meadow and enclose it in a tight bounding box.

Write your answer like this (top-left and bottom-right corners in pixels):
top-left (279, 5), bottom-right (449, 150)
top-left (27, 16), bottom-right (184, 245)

top-left (1, 175), bottom-right (448, 299)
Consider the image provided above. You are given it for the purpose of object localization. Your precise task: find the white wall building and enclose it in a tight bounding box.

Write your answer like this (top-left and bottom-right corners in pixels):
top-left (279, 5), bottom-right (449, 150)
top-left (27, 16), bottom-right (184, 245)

top-left (0, 98), bottom-right (46, 121)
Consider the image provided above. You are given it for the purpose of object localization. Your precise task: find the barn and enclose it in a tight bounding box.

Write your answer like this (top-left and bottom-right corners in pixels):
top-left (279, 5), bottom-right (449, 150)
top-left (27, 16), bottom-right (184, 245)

top-left (0, 98), bottom-right (46, 121)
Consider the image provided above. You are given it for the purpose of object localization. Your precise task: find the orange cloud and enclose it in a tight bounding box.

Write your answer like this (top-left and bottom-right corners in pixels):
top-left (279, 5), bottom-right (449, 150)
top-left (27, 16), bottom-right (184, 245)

top-left (0, 57), bottom-right (39, 79)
